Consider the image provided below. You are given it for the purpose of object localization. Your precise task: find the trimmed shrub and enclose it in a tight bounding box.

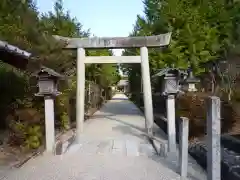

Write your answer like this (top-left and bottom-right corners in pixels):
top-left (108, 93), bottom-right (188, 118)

top-left (177, 92), bottom-right (237, 139)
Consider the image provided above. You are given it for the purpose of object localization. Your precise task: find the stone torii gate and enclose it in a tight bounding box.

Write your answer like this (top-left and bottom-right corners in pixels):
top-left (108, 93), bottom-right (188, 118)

top-left (54, 33), bottom-right (172, 142)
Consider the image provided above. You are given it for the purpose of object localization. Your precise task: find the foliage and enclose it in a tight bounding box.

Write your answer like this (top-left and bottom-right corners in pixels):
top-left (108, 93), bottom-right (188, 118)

top-left (122, 0), bottom-right (240, 97)
top-left (7, 108), bottom-right (44, 149)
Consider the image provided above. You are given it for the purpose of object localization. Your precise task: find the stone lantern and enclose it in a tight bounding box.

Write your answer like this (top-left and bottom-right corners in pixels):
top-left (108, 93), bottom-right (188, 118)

top-left (152, 68), bottom-right (187, 153)
top-left (182, 70), bottom-right (200, 92)
top-left (35, 67), bottom-right (64, 97)
top-left (152, 68), bottom-right (186, 96)
top-left (33, 66), bottom-right (64, 154)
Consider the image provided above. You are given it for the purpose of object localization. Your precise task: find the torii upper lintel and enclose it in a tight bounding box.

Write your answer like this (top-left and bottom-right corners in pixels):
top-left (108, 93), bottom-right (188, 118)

top-left (53, 32), bottom-right (172, 49)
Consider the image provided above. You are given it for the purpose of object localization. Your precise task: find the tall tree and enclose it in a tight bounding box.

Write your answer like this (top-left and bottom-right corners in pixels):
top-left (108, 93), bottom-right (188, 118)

top-left (123, 0), bottom-right (240, 94)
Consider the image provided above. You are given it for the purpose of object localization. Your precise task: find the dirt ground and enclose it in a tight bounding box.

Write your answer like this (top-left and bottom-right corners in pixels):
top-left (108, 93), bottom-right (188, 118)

top-left (0, 130), bottom-right (44, 169)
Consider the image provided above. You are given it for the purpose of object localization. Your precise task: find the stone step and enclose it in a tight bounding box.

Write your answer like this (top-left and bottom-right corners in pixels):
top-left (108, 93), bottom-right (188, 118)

top-left (65, 139), bottom-right (156, 157)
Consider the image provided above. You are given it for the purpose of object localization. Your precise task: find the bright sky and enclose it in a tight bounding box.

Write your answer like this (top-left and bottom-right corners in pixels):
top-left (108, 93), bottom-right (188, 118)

top-left (36, 0), bottom-right (144, 56)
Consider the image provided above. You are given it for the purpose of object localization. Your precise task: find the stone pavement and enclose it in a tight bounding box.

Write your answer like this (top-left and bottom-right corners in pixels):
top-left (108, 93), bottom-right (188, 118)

top-left (2, 93), bottom-right (206, 180)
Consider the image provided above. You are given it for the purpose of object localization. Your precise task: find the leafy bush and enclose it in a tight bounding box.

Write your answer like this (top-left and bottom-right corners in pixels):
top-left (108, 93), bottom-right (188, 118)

top-left (59, 112), bottom-right (70, 131)
top-left (6, 108), bottom-right (44, 150)
top-left (24, 125), bottom-right (43, 149)
top-left (0, 63), bottom-right (30, 129)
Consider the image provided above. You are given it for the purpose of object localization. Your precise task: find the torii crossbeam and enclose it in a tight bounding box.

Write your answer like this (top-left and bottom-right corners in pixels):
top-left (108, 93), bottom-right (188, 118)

top-left (53, 32), bottom-right (171, 49)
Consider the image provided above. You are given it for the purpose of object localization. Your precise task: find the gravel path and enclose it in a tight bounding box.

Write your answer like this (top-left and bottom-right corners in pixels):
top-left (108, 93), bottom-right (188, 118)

top-left (2, 94), bottom-right (206, 180)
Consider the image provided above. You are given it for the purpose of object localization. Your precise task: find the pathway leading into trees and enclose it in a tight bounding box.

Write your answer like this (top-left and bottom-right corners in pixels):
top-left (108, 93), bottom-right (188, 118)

top-left (2, 94), bottom-right (206, 180)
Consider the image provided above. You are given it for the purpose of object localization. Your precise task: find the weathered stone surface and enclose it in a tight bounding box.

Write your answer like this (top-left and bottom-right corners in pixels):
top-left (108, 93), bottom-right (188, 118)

top-left (53, 33), bottom-right (172, 49)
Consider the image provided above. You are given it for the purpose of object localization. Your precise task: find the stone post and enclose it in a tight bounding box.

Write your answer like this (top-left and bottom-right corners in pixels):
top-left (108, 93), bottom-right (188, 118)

top-left (207, 96), bottom-right (221, 180)
top-left (179, 117), bottom-right (189, 178)
top-left (166, 95), bottom-right (176, 153)
top-left (44, 96), bottom-right (55, 153)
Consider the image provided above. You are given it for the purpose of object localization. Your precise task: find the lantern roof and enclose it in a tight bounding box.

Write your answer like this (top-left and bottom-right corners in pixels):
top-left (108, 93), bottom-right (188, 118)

top-left (33, 66), bottom-right (65, 79)
top-left (152, 67), bottom-right (187, 79)
top-left (183, 71), bottom-right (200, 84)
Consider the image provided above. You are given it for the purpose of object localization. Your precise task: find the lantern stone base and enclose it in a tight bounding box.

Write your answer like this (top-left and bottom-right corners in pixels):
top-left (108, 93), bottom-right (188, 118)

top-left (54, 130), bottom-right (76, 155)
